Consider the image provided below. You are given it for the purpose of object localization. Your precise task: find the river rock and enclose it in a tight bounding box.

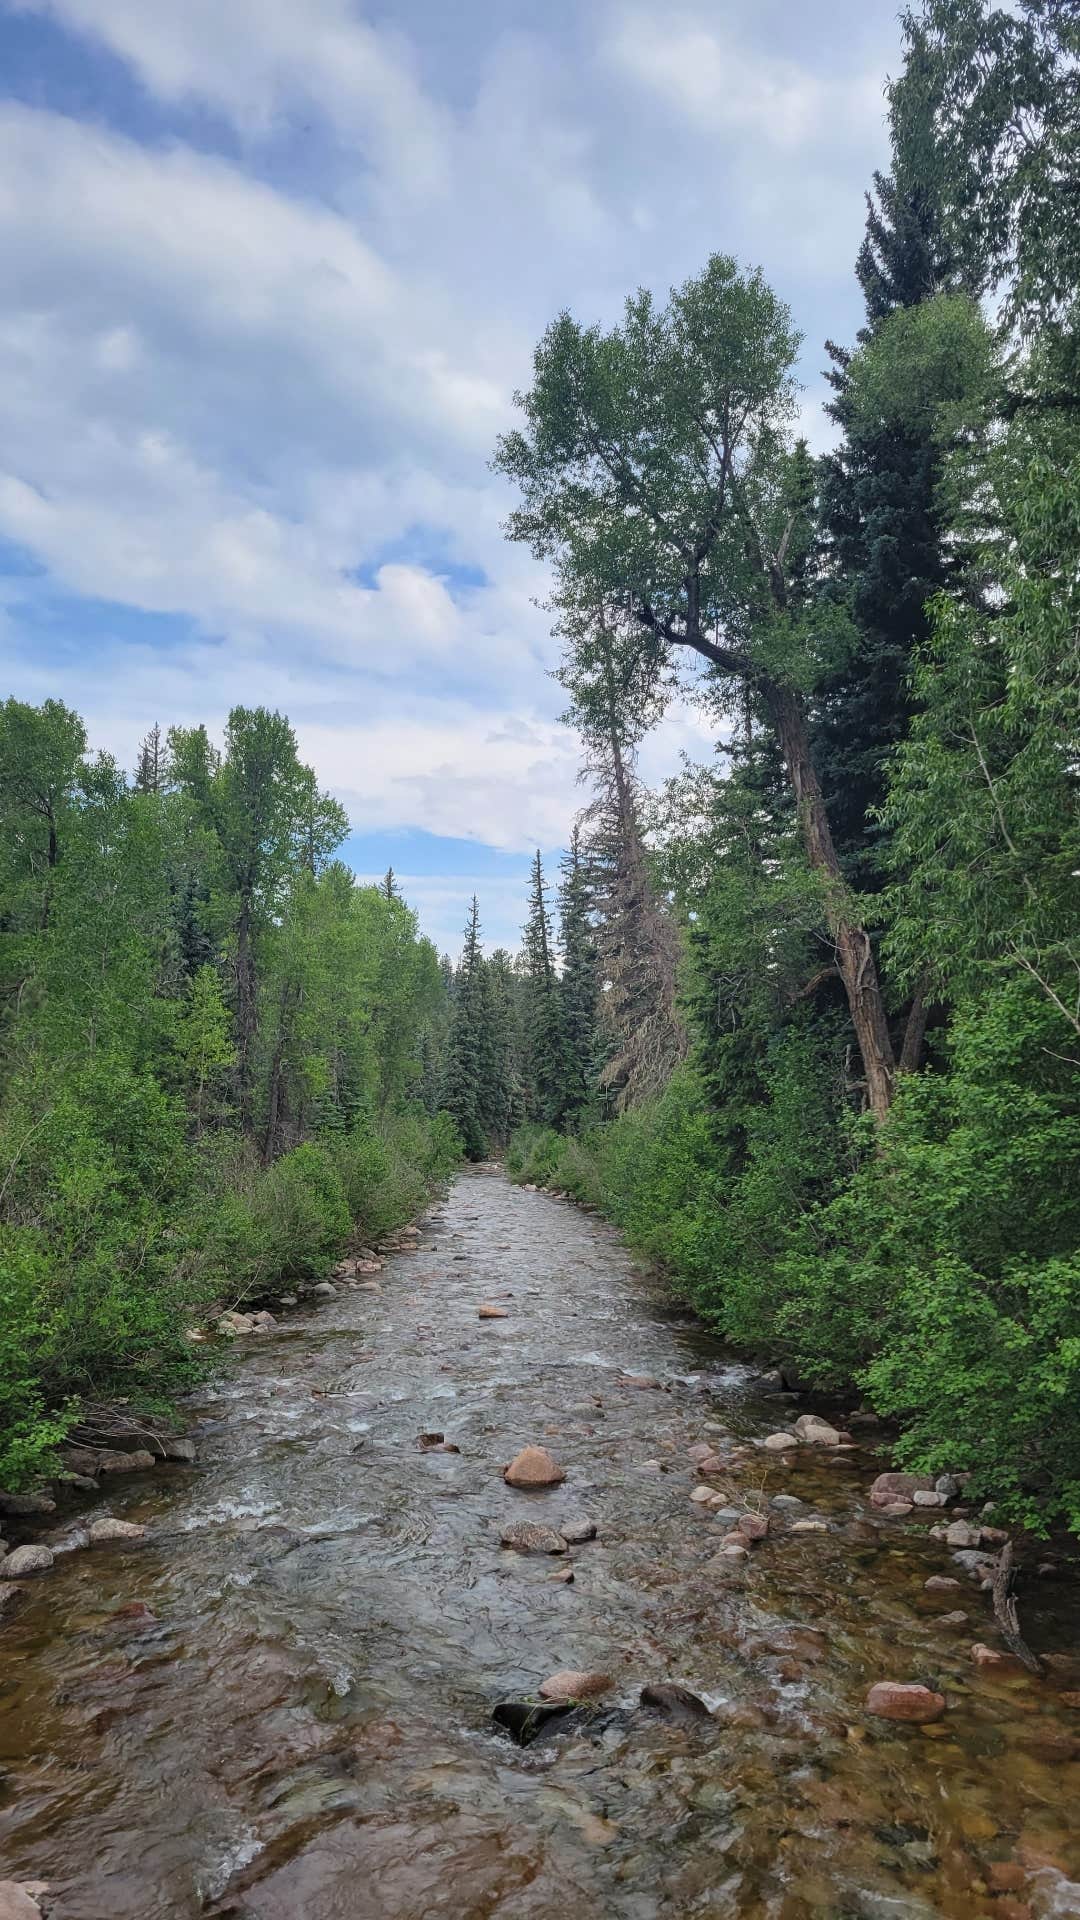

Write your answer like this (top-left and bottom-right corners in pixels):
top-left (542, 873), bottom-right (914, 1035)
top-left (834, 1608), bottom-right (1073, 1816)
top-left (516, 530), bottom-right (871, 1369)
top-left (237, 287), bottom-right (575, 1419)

top-left (162, 1438), bottom-right (196, 1463)
top-left (619, 1374), bottom-right (662, 1390)
top-left (218, 1311), bottom-right (254, 1334)
top-left (538, 1670), bottom-right (612, 1701)
top-left (790, 1518), bottom-right (829, 1533)
top-left (249, 1310), bottom-right (276, 1330)
top-left (935, 1474), bottom-right (961, 1499)
top-left (793, 1414), bottom-right (842, 1446)
top-left (492, 1698), bottom-right (574, 1745)
top-left (924, 1575), bottom-right (963, 1592)
top-left (0, 1491), bottom-right (56, 1516)
top-left (312, 1281), bottom-right (336, 1298)
top-left (866, 1682), bottom-right (945, 1723)
top-left (711, 1507), bottom-right (743, 1527)
top-left (952, 1548), bottom-right (999, 1579)
top-left (737, 1512), bottom-right (769, 1540)
top-left (690, 1485), bottom-right (714, 1504)
top-left (500, 1521), bottom-right (567, 1554)
top-left (559, 1516), bottom-right (597, 1544)
top-left (478, 1304), bottom-right (508, 1319)
top-left (935, 1611), bottom-right (968, 1626)
top-left (945, 1520), bottom-right (982, 1547)
top-left (717, 1542), bottom-right (749, 1560)
top-left (869, 1472), bottom-right (935, 1508)
top-left (0, 1545), bottom-right (53, 1577)
top-left (640, 1682), bottom-right (712, 1722)
top-left (0, 1582), bottom-right (24, 1615)
top-left (763, 1432), bottom-right (798, 1451)
top-left (971, 1642), bottom-right (1025, 1672)
top-left (0, 1885), bottom-right (45, 1918)
top-left (88, 1518), bottom-right (147, 1545)
top-left (504, 1446), bottom-right (565, 1489)
top-left (913, 1490), bottom-right (946, 1507)
top-left (687, 1442), bottom-right (715, 1463)
top-left (99, 1448), bottom-right (157, 1474)
top-left (771, 1494), bottom-right (804, 1510)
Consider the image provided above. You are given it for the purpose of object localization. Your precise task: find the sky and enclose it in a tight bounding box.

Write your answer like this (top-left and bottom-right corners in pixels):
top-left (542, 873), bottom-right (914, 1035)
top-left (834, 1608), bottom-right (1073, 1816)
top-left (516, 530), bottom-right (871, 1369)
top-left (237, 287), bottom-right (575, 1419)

top-left (0, 0), bottom-right (906, 955)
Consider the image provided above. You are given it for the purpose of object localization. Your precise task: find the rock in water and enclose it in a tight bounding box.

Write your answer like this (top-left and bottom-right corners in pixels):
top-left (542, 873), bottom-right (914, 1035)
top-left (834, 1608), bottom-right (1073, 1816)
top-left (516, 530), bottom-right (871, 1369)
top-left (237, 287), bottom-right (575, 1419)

top-left (538, 1670), bottom-right (612, 1702)
top-left (793, 1414), bottom-right (842, 1446)
top-left (866, 1682), bottom-right (945, 1723)
top-left (869, 1472), bottom-right (935, 1508)
top-left (492, 1698), bottom-right (574, 1745)
top-left (500, 1521), bottom-right (567, 1555)
top-left (0, 1545), bottom-right (53, 1577)
top-left (0, 1885), bottom-right (46, 1918)
top-left (88, 1518), bottom-right (147, 1545)
top-left (640, 1683), bottom-right (712, 1722)
top-left (478, 1304), bottom-right (508, 1319)
top-left (503, 1446), bottom-right (565, 1489)
top-left (762, 1433), bottom-right (798, 1452)
top-left (559, 1516), bottom-right (597, 1545)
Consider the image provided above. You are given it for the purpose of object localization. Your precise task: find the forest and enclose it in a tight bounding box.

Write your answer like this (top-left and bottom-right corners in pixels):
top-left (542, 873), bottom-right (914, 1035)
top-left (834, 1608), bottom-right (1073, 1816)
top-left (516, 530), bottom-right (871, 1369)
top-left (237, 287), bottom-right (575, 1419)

top-left (2, 0), bottom-right (1077, 1538)
top-left (458, 0), bottom-right (1080, 1535)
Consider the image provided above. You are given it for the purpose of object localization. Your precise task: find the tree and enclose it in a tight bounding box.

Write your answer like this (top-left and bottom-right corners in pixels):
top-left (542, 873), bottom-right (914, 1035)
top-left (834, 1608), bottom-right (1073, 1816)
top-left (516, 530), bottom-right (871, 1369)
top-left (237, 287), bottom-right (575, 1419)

top-left (557, 826), bottom-right (600, 1123)
top-left (134, 723), bottom-right (170, 796)
top-left (0, 698), bottom-right (86, 949)
top-left (521, 850), bottom-right (570, 1127)
top-left (169, 709), bottom-right (346, 1133)
top-left (495, 256), bottom-right (902, 1117)
top-left (441, 897), bottom-right (488, 1159)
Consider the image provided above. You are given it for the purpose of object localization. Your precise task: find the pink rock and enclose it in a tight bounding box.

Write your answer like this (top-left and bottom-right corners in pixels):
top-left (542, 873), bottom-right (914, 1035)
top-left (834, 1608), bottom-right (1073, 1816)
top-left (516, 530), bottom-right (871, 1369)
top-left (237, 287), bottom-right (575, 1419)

top-left (763, 1432), bottom-right (798, 1451)
top-left (737, 1512), bottom-right (769, 1541)
top-left (538, 1670), bottom-right (612, 1702)
top-left (869, 1472), bottom-right (935, 1509)
top-left (866, 1682), bottom-right (945, 1723)
top-left (478, 1304), bottom-right (509, 1320)
top-left (503, 1446), bottom-right (565, 1489)
top-left (687, 1443), bottom-right (714, 1463)
top-left (882, 1500), bottom-right (914, 1515)
top-left (971, 1642), bottom-right (1025, 1672)
top-left (924, 1575), bottom-right (963, 1592)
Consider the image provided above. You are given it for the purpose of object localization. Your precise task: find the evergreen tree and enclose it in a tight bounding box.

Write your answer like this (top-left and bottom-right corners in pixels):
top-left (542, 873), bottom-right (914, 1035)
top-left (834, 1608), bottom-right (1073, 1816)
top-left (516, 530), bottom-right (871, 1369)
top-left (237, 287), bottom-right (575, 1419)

top-left (134, 723), bottom-right (169, 796)
top-left (520, 850), bottom-right (571, 1127)
top-left (441, 896), bottom-right (488, 1159)
top-left (557, 825), bottom-right (600, 1123)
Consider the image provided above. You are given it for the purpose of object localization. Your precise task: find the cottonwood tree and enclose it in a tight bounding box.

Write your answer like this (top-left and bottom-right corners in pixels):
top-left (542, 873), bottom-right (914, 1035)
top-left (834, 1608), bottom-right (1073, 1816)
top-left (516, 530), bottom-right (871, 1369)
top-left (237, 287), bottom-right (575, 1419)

top-left (495, 256), bottom-right (901, 1117)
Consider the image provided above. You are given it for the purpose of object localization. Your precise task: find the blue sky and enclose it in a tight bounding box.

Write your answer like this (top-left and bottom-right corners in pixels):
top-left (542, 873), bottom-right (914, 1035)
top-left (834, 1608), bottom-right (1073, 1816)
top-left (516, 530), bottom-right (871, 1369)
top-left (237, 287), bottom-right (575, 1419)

top-left (0, 0), bottom-right (905, 954)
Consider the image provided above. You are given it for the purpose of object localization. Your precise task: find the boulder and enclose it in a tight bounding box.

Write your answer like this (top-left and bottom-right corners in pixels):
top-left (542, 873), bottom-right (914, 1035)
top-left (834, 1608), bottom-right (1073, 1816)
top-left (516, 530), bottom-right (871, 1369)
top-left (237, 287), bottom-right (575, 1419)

top-left (478, 1304), bottom-right (508, 1320)
top-left (559, 1517), bottom-right (597, 1545)
top-left (538, 1670), bottom-right (612, 1702)
top-left (793, 1414), bottom-right (842, 1447)
top-left (640, 1682), bottom-right (712, 1721)
top-left (945, 1520), bottom-right (982, 1548)
top-left (504, 1446), bottom-right (565, 1489)
top-left (0, 1491), bottom-right (55, 1517)
top-left (763, 1433), bottom-right (798, 1452)
top-left (88, 1517), bottom-right (147, 1545)
top-left (866, 1682), bottom-right (945, 1723)
top-left (737, 1512), bottom-right (769, 1541)
top-left (161, 1438), bottom-right (196, 1463)
top-left (97, 1449), bottom-right (156, 1474)
top-left (0, 1886), bottom-right (45, 1919)
top-left (0, 1545), bottom-right (53, 1577)
top-left (869, 1472), bottom-right (936, 1508)
top-left (499, 1521), bottom-right (567, 1555)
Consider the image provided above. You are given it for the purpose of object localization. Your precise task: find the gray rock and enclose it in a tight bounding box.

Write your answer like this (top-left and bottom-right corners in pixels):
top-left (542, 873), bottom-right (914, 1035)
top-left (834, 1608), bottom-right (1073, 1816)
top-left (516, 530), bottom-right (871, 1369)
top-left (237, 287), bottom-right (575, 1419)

top-left (0, 1544), bottom-right (54, 1576)
top-left (770, 1494), bottom-right (804, 1511)
top-left (913, 1490), bottom-right (947, 1507)
top-left (312, 1281), bottom-right (336, 1299)
top-left (935, 1474), bottom-right (961, 1500)
top-left (559, 1516), bottom-right (598, 1545)
top-left (0, 1490), bottom-right (56, 1516)
top-left (793, 1413), bottom-right (842, 1446)
top-left (500, 1521), bottom-right (567, 1555)
top-left (945, 1519), bottom-right (982, 1548)
top-left (161, 1438), bottom-right (196, 1463)
top-left (711, 1506), bottom-right (743, 1527)
top-left (88, 1517), bottom-right (147, 1545)
top-left (278, 1294), bottom-right (299, 1308)
top-left (951, 1548), bottom-right (998, 1577)
top-left (762, 1432), bottom-right (798, 1451)
top-left (640, 1682), bottom-right (712, 1722)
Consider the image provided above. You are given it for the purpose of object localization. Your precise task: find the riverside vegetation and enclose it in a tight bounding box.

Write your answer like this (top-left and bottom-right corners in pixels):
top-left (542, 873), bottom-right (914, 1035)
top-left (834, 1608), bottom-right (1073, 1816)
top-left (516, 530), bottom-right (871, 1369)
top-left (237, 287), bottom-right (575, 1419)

top-left (482, 0), bottom-right (1080, 1539)
top-left (0, 704), bottom-right (461, 1490)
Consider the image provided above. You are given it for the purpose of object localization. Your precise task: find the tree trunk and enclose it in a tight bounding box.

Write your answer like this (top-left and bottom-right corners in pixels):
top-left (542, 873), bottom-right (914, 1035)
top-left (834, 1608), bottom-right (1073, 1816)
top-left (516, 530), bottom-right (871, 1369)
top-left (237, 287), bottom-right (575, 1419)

top-left (766, 682), bottom-right (897, 1121)
top-left (899, 984), bottom-right (929, 1075)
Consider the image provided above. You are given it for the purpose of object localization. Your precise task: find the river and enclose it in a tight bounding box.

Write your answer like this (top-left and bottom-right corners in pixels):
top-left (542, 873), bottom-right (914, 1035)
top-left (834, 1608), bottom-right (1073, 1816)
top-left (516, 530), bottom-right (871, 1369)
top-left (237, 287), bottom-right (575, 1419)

top-left (1, 1169), bottom-right (1078, 1918)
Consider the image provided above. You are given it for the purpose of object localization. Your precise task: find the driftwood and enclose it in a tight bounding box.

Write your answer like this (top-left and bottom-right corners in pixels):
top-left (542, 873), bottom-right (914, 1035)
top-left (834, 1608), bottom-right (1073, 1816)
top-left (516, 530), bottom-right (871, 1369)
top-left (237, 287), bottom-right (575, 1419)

top-left (991, 1541), bottom-right (1043, 1674)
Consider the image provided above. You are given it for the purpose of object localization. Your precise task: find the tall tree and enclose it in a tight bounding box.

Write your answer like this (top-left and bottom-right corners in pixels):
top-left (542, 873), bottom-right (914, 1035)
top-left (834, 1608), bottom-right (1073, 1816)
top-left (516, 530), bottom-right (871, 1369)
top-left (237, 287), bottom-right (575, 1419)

top-left (521, 850), bottom-right (570, 1127)
top-left (441, 896), bottom-right (488, 1159)
top-left (557, 826), bottom-right (600, 1122)
top-left (495, 257), bottom-right (903, 1118)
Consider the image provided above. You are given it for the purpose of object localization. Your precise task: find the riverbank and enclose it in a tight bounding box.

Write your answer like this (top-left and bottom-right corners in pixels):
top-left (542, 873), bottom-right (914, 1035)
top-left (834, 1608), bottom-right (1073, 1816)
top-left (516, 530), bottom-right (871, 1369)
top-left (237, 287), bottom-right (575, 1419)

top-left (0, 1170), bottom-right (1078, 1918)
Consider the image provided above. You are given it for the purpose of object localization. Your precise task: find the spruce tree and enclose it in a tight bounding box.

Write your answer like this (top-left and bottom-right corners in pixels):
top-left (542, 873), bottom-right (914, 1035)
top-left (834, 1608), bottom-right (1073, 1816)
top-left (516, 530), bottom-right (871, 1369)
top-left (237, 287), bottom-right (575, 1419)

top-left (440, 896), bottom-right (488, 1158)
top-left (521, 849), bottom-right (571, 1128)
top-left (557, 826), bottom-right (599, 1124)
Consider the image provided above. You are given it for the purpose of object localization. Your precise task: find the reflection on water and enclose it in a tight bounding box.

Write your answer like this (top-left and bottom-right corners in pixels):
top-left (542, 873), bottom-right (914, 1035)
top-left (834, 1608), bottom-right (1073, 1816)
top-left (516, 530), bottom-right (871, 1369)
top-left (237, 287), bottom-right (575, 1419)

top-left (0, 1169), bottom-right (1078, 1918)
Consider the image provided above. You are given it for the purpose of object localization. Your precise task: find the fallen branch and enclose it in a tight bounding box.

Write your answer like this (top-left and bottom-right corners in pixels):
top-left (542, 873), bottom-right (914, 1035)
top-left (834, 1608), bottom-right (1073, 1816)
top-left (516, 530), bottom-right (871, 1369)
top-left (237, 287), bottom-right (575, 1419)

top-left (991, 1542), bottom-right (1042, 1675)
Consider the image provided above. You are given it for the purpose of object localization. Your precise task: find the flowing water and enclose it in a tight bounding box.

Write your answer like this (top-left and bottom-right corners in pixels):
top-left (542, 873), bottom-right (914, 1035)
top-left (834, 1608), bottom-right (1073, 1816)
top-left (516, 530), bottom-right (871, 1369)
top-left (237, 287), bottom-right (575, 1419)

top-left (1, 1170), bottom-right (1078, 1919)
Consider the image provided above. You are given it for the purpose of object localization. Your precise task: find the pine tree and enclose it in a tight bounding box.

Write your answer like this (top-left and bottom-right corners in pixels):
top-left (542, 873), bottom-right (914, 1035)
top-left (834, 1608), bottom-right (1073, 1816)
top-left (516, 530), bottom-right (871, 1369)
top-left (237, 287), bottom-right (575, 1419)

top-left (134, 722), bottom-right (169, 796)
top-left (440, 896), bottom-right (488, 1159)
top-left (383, 867), bottom-right (398, 902)
top-left (520, 849), bottom-right (571, 1128)
top-left (557, 825), bottom-right (599, 1124)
